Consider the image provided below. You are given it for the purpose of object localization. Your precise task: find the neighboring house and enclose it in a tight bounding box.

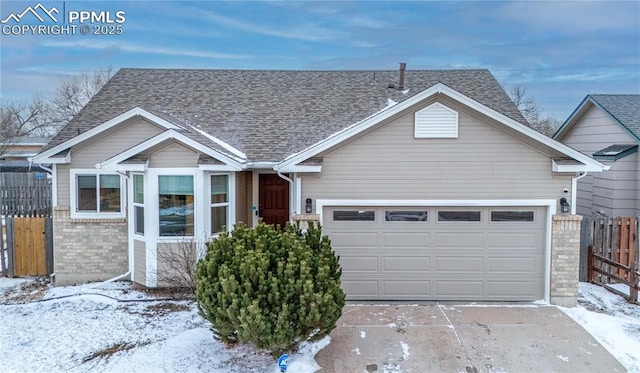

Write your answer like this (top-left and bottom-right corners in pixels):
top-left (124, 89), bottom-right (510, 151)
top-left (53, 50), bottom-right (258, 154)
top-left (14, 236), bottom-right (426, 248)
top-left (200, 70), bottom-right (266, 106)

top-left (33, 67), bottom-right (606, 305)
top-left (554, 94), bottom-right (640, 217)
top-left (0, 136), bottom-right (51, 172)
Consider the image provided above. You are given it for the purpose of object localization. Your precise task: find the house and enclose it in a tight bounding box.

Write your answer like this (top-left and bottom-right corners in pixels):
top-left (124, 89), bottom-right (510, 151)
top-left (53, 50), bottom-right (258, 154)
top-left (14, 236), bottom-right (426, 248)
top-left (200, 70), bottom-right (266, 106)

top-left (0, 136), bottom-right (51, 172)
top-left (33, 66), bottom-right (606, 306)
top-left (553, 94), bottom-right (640, 217)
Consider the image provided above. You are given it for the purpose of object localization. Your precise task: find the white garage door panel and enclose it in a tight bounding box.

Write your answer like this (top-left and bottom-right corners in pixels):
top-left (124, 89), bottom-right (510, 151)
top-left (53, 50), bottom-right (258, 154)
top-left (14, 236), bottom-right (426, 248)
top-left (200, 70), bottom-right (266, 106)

top-left (331, 232), bottom-right (378, 247)
top-left (340, 256), bottom-right (379, 272)
top-left (324, 205), bottom-right (546, 301)
top-left (383, 281), bottom-right (430, 297)
top-left (436, 233), bottom-right (484, 248)
top-left (383, 232), bottom-right (430, 247)
top-left (435, 256), bottom-right (484, 272)
top-left (488, 256), bottom-right (539, 272)
top-left (383, 256), bottom-right (431, 272)
top-left (342, 280), bottom-right (378, 297)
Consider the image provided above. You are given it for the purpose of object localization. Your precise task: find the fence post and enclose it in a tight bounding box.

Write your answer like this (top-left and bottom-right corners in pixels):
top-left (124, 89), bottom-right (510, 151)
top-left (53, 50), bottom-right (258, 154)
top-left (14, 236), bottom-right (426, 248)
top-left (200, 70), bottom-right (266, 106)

top-left (0, 217), bottom-right (5, 277)
top-left (629, 262), bottom-right (638, 304)
top-left (579, 216), bottom-right (594, 281)
top-left (6, 217), bottom-right (14, 278)
top-left (587, 245), bottom-right (594, 283)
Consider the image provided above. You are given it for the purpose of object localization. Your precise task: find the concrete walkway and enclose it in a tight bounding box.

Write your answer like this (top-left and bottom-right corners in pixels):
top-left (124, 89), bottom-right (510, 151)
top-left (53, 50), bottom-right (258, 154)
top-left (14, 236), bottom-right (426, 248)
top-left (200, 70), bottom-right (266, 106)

top-left (316, 304), bottom-right (625, 373)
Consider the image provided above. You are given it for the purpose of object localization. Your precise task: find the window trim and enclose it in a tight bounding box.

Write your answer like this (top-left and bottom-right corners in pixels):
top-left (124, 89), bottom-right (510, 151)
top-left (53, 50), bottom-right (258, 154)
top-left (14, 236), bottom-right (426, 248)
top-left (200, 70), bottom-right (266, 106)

top-left (204, 172), bottom-right (234, 238)
top-left (158, 174), bottom-right (196, 238)
top-left (132, 173), bottom-right (145, 236)
top-left (70, 169), bottom-right (125, 219)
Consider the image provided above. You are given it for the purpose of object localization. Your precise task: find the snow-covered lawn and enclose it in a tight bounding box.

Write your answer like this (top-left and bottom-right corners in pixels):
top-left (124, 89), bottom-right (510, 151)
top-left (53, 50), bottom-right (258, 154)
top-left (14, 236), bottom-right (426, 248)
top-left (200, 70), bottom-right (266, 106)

top-left (1, 278), bottom-right (639, 372)
top-left (0, 278), bottom-right (325, 373)
top-left (561, 282), bottom-right (640, 372)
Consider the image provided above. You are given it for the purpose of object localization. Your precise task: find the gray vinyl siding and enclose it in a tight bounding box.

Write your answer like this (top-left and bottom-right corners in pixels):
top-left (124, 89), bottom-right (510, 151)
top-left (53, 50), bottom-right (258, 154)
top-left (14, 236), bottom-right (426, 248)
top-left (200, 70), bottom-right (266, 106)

top-left (302, 100), bottom-right (572, 204)
top-left (148, 142), bottom-right (199, 168)
top-left (134, 239), bottom-right (146, 286)
top-left (561, 105), bottom-right (638, 217)
top-left (56, 119), bottom-right (164, 206)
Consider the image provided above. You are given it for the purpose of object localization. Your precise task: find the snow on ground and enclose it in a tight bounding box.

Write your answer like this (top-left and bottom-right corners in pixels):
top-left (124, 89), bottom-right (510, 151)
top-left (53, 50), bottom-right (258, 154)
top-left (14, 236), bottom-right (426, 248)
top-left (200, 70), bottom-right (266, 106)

top-left (561, 282), bottom-right (640, 372)
top-left (0, 280), bottom-right (328, 373)
top-left (0, 277), bottom-right (27, 296)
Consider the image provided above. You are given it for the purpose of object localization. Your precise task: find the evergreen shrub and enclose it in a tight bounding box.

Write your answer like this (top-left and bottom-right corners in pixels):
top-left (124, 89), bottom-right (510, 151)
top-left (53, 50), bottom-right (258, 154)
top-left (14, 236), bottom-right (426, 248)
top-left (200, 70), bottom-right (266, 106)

top-left (195, 222), bottom-right (345, 355)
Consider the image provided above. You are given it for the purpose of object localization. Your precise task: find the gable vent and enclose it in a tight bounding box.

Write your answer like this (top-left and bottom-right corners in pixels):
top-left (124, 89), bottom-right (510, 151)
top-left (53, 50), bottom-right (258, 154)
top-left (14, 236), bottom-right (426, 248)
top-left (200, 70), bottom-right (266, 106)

top-left (414, 102), bottom-right (458, 138)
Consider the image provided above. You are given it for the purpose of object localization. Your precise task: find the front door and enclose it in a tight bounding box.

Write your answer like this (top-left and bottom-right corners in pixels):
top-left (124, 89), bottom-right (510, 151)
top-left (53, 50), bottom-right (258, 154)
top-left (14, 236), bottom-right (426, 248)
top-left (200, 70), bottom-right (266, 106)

top-left (259, 174), bottom-right (289, 228)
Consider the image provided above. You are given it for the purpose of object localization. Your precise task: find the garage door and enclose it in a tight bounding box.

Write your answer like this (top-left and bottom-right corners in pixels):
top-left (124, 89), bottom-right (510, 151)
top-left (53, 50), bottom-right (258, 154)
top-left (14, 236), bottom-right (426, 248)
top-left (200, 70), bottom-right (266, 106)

top-left (323, 206), bottom-right (546, 301)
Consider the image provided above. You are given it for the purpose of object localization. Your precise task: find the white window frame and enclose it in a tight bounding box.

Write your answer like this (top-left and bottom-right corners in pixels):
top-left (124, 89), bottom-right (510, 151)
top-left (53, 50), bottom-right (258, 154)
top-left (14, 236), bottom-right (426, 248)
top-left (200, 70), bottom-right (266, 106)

top-left (206, 172), bottom-right (235, 237)
top-left (132, 173), bottom-right (145, 237)
top-left (70, 169), bottom-right (126, 219)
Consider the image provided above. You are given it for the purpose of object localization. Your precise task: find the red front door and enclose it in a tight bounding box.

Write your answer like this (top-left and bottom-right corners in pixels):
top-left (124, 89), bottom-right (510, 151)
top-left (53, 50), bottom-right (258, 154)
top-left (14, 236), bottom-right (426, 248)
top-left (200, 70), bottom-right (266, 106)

top-left (259, 174), bottom-right (290, 228)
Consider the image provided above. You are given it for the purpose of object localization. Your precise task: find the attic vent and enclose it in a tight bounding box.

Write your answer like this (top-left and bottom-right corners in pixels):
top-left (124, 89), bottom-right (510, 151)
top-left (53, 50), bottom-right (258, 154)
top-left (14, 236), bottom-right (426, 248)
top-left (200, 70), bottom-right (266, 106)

top-left (414, 102), bottom-right (458, 138)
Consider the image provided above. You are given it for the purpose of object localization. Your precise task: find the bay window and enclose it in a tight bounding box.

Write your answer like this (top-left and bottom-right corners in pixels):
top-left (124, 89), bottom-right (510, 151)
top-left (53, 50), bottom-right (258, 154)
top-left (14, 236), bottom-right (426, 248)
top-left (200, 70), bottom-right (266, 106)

top-left (158, 175), bottom-right (194, 237)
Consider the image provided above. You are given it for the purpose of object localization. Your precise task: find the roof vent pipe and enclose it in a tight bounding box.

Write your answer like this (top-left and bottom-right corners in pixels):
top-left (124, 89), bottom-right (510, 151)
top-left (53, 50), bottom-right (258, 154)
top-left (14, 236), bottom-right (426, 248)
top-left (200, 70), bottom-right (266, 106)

top-left (398, 62), bottom-right (406, 90)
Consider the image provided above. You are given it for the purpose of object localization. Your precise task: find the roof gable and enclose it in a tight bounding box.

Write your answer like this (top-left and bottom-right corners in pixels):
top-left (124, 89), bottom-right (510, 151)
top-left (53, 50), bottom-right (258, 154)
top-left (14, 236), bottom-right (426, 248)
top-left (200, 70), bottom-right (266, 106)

top-left (554, 94), bottom-right (640, 142)
top-left (277, 83), bottom-right (606, 173)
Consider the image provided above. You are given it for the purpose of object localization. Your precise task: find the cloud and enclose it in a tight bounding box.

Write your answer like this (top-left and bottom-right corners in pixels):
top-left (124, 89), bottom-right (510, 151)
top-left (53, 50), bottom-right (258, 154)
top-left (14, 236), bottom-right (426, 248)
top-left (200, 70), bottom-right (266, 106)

top-left (41, 39), bottom-right (251, 59)
top-left (198, 9), bottom-right (345, 42)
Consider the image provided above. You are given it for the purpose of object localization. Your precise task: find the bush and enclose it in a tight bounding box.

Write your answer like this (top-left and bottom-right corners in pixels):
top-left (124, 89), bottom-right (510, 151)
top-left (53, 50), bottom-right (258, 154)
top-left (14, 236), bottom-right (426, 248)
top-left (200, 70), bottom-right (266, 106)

top-left (195, 222), bottom-right (346, 356)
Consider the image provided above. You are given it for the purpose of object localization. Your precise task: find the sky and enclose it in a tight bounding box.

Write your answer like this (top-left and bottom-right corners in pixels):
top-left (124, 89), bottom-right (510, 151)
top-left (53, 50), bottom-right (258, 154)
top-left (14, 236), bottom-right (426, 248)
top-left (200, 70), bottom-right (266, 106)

top-left (0, 0), bottom-right (639, 121)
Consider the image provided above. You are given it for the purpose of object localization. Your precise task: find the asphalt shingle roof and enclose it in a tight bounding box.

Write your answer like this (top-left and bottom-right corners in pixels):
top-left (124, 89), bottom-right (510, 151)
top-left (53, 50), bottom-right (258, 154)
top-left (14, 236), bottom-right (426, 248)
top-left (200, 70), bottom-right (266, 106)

top-left (589, 94), bottom-right (640, 140)
top-left (46, 68), bottom-right (528, 162)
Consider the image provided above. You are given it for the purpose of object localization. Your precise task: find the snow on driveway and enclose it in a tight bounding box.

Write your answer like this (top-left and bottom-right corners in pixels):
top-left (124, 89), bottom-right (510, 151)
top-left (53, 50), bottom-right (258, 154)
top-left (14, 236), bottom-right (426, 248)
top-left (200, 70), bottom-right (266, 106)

top-left (0, 280), bottom-right (325, 373)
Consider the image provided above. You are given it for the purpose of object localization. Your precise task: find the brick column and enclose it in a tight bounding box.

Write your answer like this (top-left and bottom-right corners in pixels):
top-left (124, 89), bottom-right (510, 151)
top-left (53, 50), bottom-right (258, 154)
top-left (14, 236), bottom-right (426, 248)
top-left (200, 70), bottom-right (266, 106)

top-left (550, 214), bottom-right (583, 307)
top-left (290, 214), bottom-right (320, 230)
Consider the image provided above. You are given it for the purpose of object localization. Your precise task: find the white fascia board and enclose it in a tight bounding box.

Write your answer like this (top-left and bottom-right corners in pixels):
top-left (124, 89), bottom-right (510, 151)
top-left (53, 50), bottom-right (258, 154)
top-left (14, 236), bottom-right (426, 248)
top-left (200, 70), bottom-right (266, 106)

top-left (184, 124), bottom-right (247, 160)
top-left (198, 164), bottom-right (242, 171)
top-left (32, 151), bottom-right (71, 164)
top-left (551, 159), bottom-right (607, 173)
top-left (246, 161), bottom-right (279, 169)
top-left (32, 107), bottom-right (179, 163)
top-left (277, 83), bottom-right (606, 173)
top-left (97, 130), bottom-right (245, 171)
top-left (107, 163), bottom-right (148, 172)
top-left (276, 165), bottom-right (322, 173)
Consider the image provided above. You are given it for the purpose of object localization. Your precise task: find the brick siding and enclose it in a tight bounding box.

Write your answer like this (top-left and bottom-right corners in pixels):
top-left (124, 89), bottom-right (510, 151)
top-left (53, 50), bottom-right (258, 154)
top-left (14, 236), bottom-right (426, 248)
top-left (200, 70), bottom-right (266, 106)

top-left (550, 214), bottom-right (583, 307)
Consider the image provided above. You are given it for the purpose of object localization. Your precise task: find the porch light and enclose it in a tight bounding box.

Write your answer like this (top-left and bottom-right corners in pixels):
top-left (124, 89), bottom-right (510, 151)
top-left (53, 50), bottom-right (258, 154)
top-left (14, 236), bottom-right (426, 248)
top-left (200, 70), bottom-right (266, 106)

top-left (560, 198), bottom-right (570, 214)
top-left (305, 198), bottom-right (313, 214)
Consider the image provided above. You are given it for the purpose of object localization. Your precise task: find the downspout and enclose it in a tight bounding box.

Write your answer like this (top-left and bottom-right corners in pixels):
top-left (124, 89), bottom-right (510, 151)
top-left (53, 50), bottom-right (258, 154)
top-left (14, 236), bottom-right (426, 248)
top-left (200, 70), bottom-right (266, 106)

top-left (116, 171), bottom-right (134, 283)
top-left (86, 271), bottom-right (131, 289)
top-left (571, 172), bottom-right (588, 215)
top-left (276, 171), bottom-right (294, 222)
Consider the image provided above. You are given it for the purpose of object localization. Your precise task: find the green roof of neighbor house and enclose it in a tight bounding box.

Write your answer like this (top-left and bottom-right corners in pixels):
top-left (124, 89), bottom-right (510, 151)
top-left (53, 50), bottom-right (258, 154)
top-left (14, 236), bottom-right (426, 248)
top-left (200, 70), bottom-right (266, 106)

top-left (554, 94), bottom-right (640, 141)
top-left (43, 68), bottom-right (529, 162)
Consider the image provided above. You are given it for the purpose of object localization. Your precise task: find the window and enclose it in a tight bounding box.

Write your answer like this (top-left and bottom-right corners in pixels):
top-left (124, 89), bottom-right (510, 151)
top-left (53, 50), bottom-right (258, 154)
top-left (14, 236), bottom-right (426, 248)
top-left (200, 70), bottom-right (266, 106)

top-left (210, 174), bottom-right (229, 234)
top-left (385, 211), bottom-right (428, 222)
top-left (333, 210), bottom-right (375, 221)
top-left (491, 211), bottom-right (534, 222)
top-left (76, 174), bottom-right (121, 213)
top-left (438, 211), bottom-right (481, 222)
top-left (133, 174), bottom-right (144, 235)
top-left (159, 175), bottom-right (194, 237)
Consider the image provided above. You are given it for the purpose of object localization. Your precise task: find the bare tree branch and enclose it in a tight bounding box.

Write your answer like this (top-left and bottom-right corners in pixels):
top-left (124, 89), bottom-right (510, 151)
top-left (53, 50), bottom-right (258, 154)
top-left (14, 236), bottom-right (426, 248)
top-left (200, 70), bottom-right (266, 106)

top-left (507, 84), bottom-right (560, 136)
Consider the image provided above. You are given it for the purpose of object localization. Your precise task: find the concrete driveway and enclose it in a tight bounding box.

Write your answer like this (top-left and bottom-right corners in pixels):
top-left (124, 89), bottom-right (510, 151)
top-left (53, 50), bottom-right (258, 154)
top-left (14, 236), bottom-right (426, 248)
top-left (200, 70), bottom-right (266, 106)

top-left (315, 303), bottom-right (624, 373)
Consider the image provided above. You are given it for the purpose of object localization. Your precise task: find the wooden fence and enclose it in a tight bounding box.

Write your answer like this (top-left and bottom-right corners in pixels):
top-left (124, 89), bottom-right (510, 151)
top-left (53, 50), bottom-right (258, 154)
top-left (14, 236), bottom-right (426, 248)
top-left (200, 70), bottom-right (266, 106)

top-left (584, 216), bottom-right (639, 303)
top-left (0, 172), bottom-right (52, 217)
top-left (0, 216), bottom-right (53, 277)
